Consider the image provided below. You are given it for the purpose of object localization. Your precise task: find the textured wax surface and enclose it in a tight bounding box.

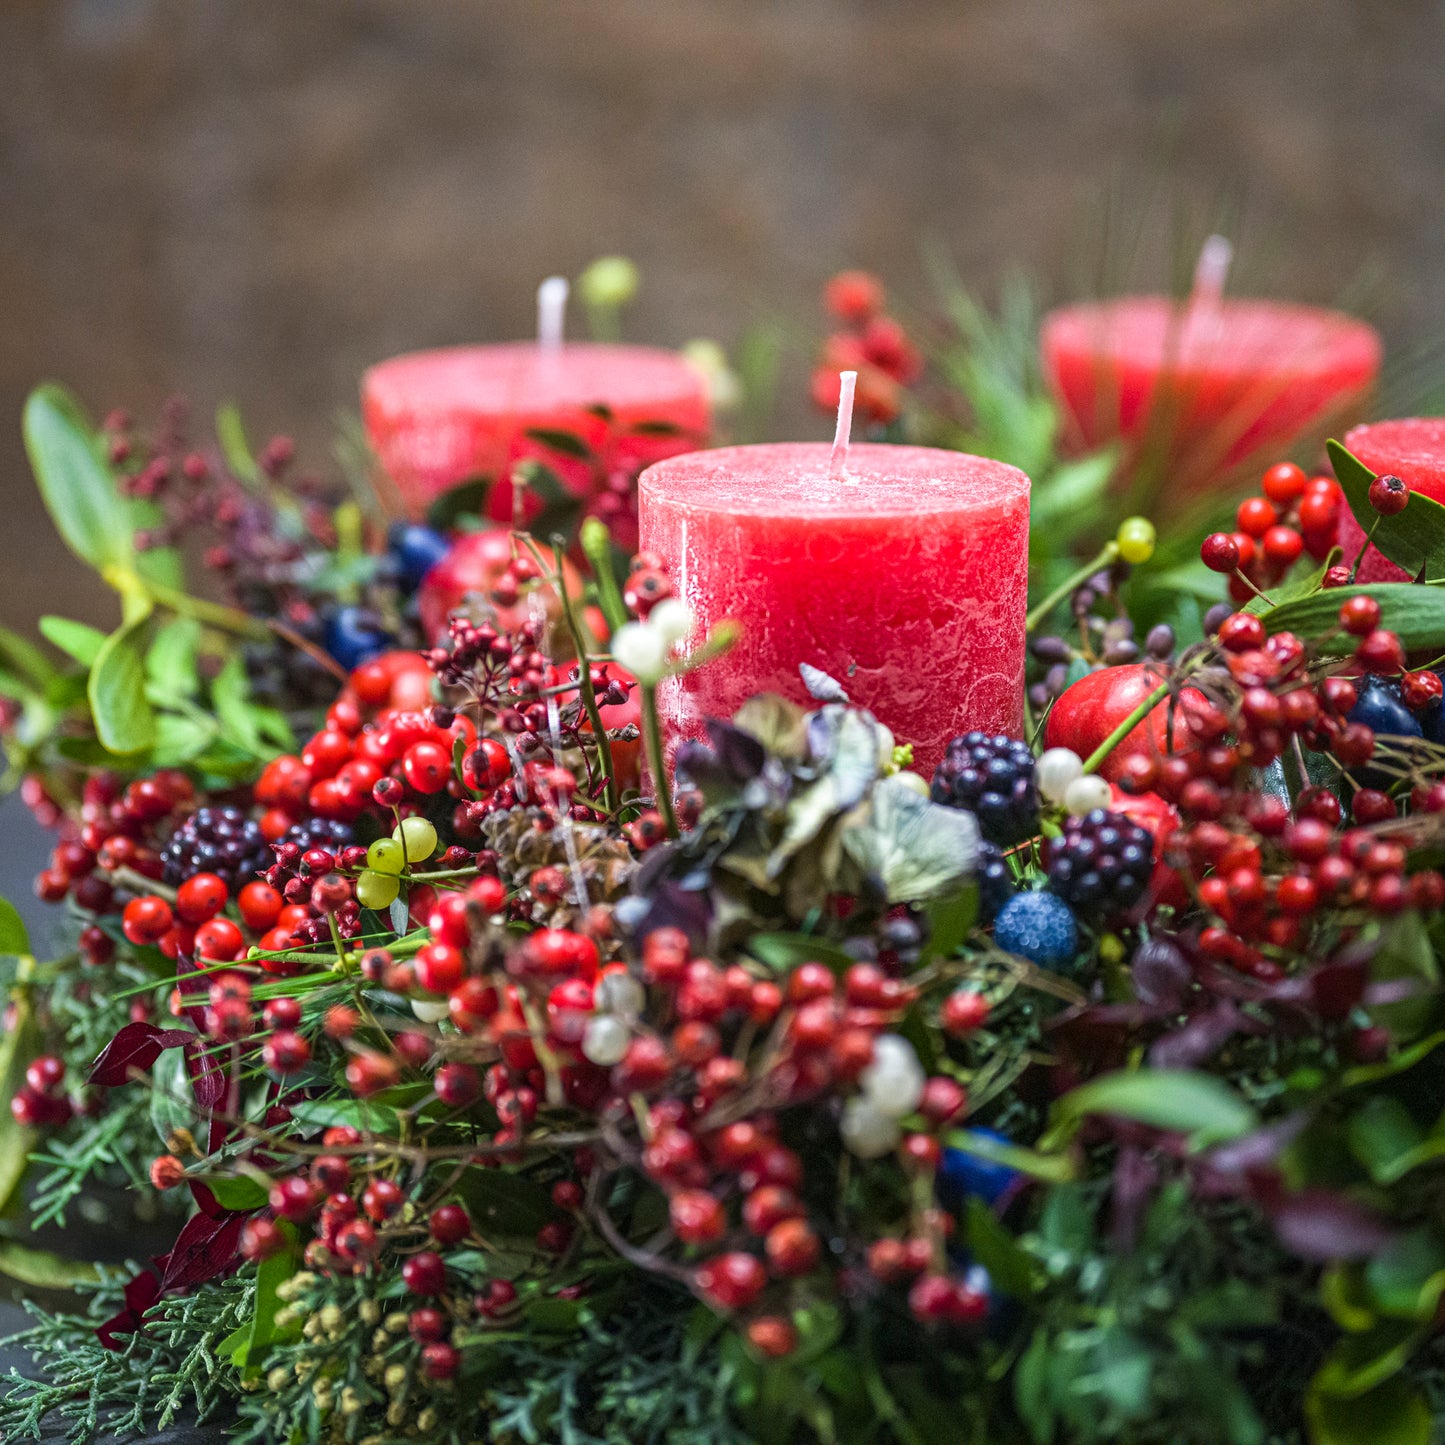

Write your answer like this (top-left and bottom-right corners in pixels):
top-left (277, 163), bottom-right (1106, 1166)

top-left (1338, 418), bottom-right (1445, 584)
top-left (1041, 297), bottom-right (1381, 474)
top-left (640, 443), bottom-right (1030, 775)
top-left (362, 343), bottom-right (710, 512)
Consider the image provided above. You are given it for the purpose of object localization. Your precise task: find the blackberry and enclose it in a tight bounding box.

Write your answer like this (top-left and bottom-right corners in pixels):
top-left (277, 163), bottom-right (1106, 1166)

top-left (279, 817), bottom-right (355, 856)
top-left (976, 842), bottom-right (1016, 921)
top-left (1043, 808), bottom-right (1153, 923)
top-left (162, 806), bottom-right (271, 892)
top-left (931, 733), bottom-right (1037, 846)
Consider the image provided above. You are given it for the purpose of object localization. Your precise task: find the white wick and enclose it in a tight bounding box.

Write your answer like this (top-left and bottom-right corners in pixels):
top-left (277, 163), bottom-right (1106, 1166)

top-left (1191, 234), bottom-right (1233, 308)
top-left (828, 370), bottom-right (857, 482)
top-left (537, 276), bottom-right (569, 354)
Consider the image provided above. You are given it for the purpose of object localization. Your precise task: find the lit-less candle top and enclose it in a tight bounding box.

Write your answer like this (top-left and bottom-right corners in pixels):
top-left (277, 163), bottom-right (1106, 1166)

top-left (639, 441), bottom-right (1030, 774)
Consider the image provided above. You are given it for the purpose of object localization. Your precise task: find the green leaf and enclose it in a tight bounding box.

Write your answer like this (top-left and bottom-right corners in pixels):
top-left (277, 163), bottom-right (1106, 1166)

top-left (286, 1097), bottom-right (402, 1135)
top-left (1364, 1230), bottom-right (1445, 1321)
top-left (923, 887), bottom-right (979, 962)
top-left (144, 616), bottom-right (201, 702)
top-left (1307, 1377), bottom-right (1431, 1445)
top-left (524, 426), bottom-right (593, 459)
top-left (151, 713), bottom-right (217, 767)
top-left (38, 615), bottom-right (106, 667)
top-left (524, 1297), bottom-right (584, 1333)
top-left (242, 1218), bottom-right (301, 1377)
top-left (456, 1169), bottom-right (554, 1238)
top-left (202, 1175), bottom-right (270, 1211)
top-left (964, 1196), bottom-right (1040, 1298)
top-left (150, 1044), bottom-right (198, 1148)
top-left (841, 774), bottom-right (982, 902)
top-left (0, 1240), bottom-right (101, 1290)
top-left (746, 932), bottom-right (858, 976)
top-left (88, 612), bottom-right (156, 754)
top-left (1366, 911), bottom-right (1441, 1042)
top-left (0, 897), bottom-right (31, 958)
top-left (23, 384), bottom-right (132, 571)
top-left (426, 478), bottom-right (491, 531)
top-left (1312, 1319), bottom-right (1425, 1399)
top-left (1329, 439), bottom-right (1445, 582)
top-left (211, 653), bottom-right (266, 756)
top-left (216, 402), bottom-right (262, 487)
top-left (1029, 452), bottom-right (1114, 534)
top-left (1047, 1068), bottom-right (1257, 1148)
top-left (0, 992), bottom-right (39, 1216)
top-left (1346, 1096), bottom-right (1445, 1185)
top-left (0, 625), bottom-right (56, 687)
top-left (946, 1128), bottom-right (1076, 1185)
top-left (1265, 584), bottom-right (1445, 655)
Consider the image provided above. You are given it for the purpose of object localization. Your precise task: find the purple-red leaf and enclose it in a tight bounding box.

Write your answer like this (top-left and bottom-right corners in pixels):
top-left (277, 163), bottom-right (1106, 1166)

top-left (157, 1208), bottom-right (247, 1292)
top-left (1270, 1189), bottom-right (1395, 1261)
top-left (87, 1022), bottom-right (193, 1086)
top-left (96, 1268), bottom-right (161, 1350)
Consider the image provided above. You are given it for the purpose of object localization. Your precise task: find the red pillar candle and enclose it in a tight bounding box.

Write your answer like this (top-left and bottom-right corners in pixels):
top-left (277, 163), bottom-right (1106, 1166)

top-left (638, 439), bottom-right (1031, 775)
top-left (1337, 418), bottom-right (1445, 583)
top-left (361, 282), bottom-right (710, 530)
top-left (1040, 248), bottom-right (1380, 502)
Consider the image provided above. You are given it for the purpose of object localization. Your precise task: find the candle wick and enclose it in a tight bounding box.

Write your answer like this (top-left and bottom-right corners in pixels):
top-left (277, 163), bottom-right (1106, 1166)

top-left (537, 276), bottom-right (569, 355)
top-left (1190, 234), bottom-right (1233, 308)
top-left (828, 370), bottom-right (857, 482)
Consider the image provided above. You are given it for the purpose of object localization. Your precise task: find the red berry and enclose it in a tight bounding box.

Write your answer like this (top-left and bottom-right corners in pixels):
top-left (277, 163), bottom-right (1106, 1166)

top-left (415, 943), bottom-right (465, 995)
top-left (746, 1315), bottom-right (798, 1358)
top-left (1369, 472), bottom-right (1409, 515)
top-left (1339, 596), bottom-right (1381, 636)
top-left (1355, 630), bottom-right (1405, 675)
top-left (671, 1189), bottom-right (727, 1243)
top-left (363, 1178), bottom-right (406, 1222)
top-left (941, 989), bottom-right (988, 1037)
top-left (824, 269), bottom-right (884, 322)
top-left (240, 1218), bottom-right (285, 1261)
top-left (695, 1251), bottom-right (767, 1311)
top-left (1261, 525), bottom-right (1303, 568)
top-left (1262, 462), bottom-right (1307, 504)
top-left (270, 1174), bottom-right (319, 1223)
top-left (430, 1203), bottom-right (471, 1245)
top-left (175, 872), bottom-right (228, 924)
top-left (122, 895), bottom-right (173, 945)
top-left (402, 1250), bottom-right (447, 1296)
top-left (1402, 671), bottom-right (1444, 710)
top-left (1200, 533), bottom-right (1240, 573)
top-left (262, 1029), bottom-right (310, 1074)
top-left (237, 880), bottom-right (283, 931)
top-left (434, 1062), bottom-right (480, 1107)
top-left (420, 1341), bottom-right (459, 1381)
top-left (409, 1306), bottom-right (448, 1343)
top-left (764, 1217), bottom-right (819, 1276)
top-left (402, 741), bottom-right (452, 794)
top-left (195, 917), bottom-right (246, 962)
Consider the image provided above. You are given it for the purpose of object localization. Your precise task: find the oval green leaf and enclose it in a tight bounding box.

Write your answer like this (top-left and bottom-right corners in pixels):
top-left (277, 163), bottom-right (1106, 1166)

top-left (38, 615), bottom-right (107, 667)
top-left (1049, 1067), bottom-right (1257, 1147)
top-left (89, 612), bottom-right (156, 754)
top-left (1329, 439), bottom-right (1445, 583)
top-left (1265, 583), bottom-right (1445, 655)
top-left (23, 384), bottom-right (132, 572)
top-left (0, 896), bottom-right (31, 958)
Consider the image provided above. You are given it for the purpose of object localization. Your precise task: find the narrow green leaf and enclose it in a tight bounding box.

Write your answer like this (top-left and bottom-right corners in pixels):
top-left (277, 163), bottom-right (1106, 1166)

top-left (1307, 1376), bottom-right (1431, 1445)
top-left (216, 402), bottom-right (262, 487)
top-left (1329, 439), bottom-right (1445, 583)
top-left (524, 426), bottom-right (593, 459)
top-left (946, 1127), bottom-right (1077, 1184)
top-left (1312, 1319), bottom-right (1425, 1399)
top-left (0, 1240), bottom-right (101, 1290)
top-left (244, 1219), bottom-right (301, 1377)
top-left (1047, 1068), bottom-right (1257, 1147)
top-left (202, 1175), bottom-right (270, 1211)
top-left (0, 897), bottom-right (31, 957)
top-left (89, 612), bottom-right (156, 754)
top-left (23, 384), bottom-right (132, 570)
top-left (0, 993), bottom-right (40, 1215)
top-left (0, 625), bottom-right (56, 687)
top-left (964, 1196), bottom-right (1040, 1298)
top-left (38, 615), bottom-right (107, 667)
top-left (1265, 584), bottom-right (1445, 655)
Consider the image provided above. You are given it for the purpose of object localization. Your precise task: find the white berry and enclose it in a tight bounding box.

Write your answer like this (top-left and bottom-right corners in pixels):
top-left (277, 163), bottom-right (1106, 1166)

top-left (648, 597), bottom-right (694, 649)
top-left (410, 998), bottom-right (450, 1025)
top-left (581, 1013), bottom-right (631, 1066)
top-left (1037, 747), bottom-right (1085, 804)
top-left (860, 1033), bottom-right (925, 1118)
top-left (594, 970), bottom-right (645, 1020)
top-left (611, 621), bottom-right (669, 684)
top-left (1062, 774), bottom-right (1113, 816)
top-left (841, 1097), bottom-right (902, 1158)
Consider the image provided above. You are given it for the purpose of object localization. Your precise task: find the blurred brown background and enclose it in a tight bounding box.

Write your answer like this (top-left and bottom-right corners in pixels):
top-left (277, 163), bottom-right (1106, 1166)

top-left (2, 0), bottom-right (1445, 636)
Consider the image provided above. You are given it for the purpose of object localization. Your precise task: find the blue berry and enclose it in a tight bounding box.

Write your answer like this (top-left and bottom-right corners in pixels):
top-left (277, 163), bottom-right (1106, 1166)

top-left (388, 524), bottom-right (452, 591)
top-left (932, 733), bottom-right (1038, 846)
top-left (992, 890), bottom-right (1077, 970)
top-left (937, 1129), bottom-right (1019, 1207)
top-left (1044, 808), bottom-right (1153, 924)
top-left (324, 605), bottom-right (392, 672)
top-left (1348, 679), bottom-right (1421, 741)
top-left (976, 842), bottom-right (1016, 921)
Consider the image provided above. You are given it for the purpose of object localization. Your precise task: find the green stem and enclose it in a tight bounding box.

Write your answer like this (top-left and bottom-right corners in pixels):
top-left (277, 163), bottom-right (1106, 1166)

top-left (1081, 679), bottom-right (1171, 776)
top-left (552, 540), bottom-right (619, 812)
top-left (580, 518), bottom-right (629, 634)
top-left (143, 577), bottom-right (272, 640)
top-left (1349, 513), bottom-right (1383, 582)
top-left (639, 682), bottom-right (678, 838)
top-left (1026, 542), bottom-right (1119, 635)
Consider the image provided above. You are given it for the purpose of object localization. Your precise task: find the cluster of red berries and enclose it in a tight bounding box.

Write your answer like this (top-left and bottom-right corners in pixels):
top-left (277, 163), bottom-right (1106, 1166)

top-left (1111, 595), bottom-right (1444, 995)
top-left (811, 271), bottom-right (923, 427)
top-left (9, 1052), bottom-right (73, 1129)
top-left (1199, 462), bottom-right (1345, 601)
